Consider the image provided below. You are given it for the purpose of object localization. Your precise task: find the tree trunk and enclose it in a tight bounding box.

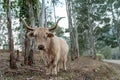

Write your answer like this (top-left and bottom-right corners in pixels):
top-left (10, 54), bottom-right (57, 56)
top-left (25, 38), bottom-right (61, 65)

top-left (53, 2), bottom-right (56, 22)
top-left (16, 50), bottom-right (20, 61)
top-left (6, 0), bottom-right (17, 69)
top-left (37, 0), bottom-right (45, 27)
top-left (65, 0), bottom-right (79, 60)
top-left (87, 0), bottom-right (96, 59)
top-left (84, 30), bottom-right (90, 55)
top-left (73, 15), bottom-right (80, 57)
top-left (115, 21), bottom-right (120, 59)
top-left (28, 1), bottom-right (35, 66)
top-left (20, 22), bottom-right (25, 55)
top-left (24, 0), bottom-right (35, 66)
top-left (28, 49), bottom-right (34, 66)
top-left (40, 0), bottom-right (45, 27)
top-left (44, 8), bottom-right (47, 27)
top-left (37, 0), bottom-right (41, 27)
top-left (24, 34), bottom-right (30, 65)
top-left (111, 5), bottom-right (120, 59)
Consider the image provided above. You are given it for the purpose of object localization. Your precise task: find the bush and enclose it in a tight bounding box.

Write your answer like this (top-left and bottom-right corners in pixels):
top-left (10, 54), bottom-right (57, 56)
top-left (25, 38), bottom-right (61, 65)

top-left (96, 53), bottom-right (104, 61)
top-left (100, 46), bottom-right (112, 59)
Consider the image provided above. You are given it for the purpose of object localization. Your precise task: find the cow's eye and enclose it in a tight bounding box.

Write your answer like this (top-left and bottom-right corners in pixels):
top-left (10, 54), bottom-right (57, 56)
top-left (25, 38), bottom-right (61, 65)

top-left (46, 32), bottom-right (54, 38)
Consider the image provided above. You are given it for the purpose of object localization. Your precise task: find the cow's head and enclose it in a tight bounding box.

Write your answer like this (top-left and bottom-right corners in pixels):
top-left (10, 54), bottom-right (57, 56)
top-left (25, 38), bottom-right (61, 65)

top-left (21, 17), bottom-right (64, 51)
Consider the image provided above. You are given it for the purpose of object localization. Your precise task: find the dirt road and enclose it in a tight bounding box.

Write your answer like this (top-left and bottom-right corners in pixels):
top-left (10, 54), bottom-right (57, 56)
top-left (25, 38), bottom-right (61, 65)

top-left (104, 60), bottom-right (120, 65)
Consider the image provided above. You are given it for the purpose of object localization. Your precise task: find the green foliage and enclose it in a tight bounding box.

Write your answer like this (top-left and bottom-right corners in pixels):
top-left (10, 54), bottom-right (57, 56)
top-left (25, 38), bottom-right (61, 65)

top-left (100, 46), bottom-right (112, 59)
top-left (72, 0), bottom-right (112, 55)
top-left (54, 27), bottom-right (64, 37)
top-left (96, 53), bottom-right (104, 61)
top-left (18, 0), bottom-right (29, 18)
top-left (47, 21), bottom-right (64, 37)
top-left (74, 0), bottom-right (120, 56)
top-left (18, 0), bottom-right (38, 19)
top-left (114, 1), bottom-right (120, 9)
top-left (107, 0), bottom-right (115, 4)
top-left (95, 41), bottom-right (106, 50)
top-left (0, 0), bottom-right (120, 55)
top-left (51, 0), bottom-right (61, 6)
top-left (95, 24), bottom-right (118, 48)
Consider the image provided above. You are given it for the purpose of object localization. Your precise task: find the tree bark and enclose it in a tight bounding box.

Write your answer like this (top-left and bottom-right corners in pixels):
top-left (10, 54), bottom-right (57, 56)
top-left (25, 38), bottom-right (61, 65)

top-left (65, 0), bottom-right (79, 60)
top-left (20, 22), bottom-right (25, 56)
top-left (37, 0), bottom-right (46, 27)
top-left (40, 0), bottom-right (45, 27)
top-left (6, 0), bottom-right (17, 69)
top-left (24, 0), bottom-right (35, 66)
top-left (28, 49), bottom-right (34, 66)
top-left (24, 34), bottom-right (30, 65)
top-left (73, 14), bottom-right (80, 57)
top-left (37, 0), bottom-right (41, 27)
top-left (16, 50), bottom-right (20, 61)
top-left (111, 5), bottom-right (120, 59)
top-left (52, 1), bottom-right (56, 22)
top-left (87, 0), bottom-right (96, 59)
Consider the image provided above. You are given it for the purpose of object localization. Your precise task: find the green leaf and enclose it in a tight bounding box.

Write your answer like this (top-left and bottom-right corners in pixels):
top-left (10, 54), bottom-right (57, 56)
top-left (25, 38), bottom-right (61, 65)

top-left (114, 1), bottom-right (120, 9)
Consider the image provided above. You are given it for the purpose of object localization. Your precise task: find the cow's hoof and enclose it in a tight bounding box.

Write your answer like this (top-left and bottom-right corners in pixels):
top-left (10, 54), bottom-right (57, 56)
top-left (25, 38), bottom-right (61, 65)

top-left (52, 71), bottom-right (57, 76)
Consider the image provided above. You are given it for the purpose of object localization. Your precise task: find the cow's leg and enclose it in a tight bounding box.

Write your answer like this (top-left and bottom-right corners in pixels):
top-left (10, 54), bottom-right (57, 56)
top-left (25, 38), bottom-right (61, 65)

top-left (57, 63), bottom-right (60, 72)
top-left (63, 61), bottom-right (67, 70)
top-left (46, 59), bottom-right (53, 75)
top-left (52, 65), bottom-right (57, 75)
top-left (63, 56), bottom-right (67, 71)
top-left (52, 57), bottom-right (59, 75)
top-left (52, 63), bottom-right (59, 74)
top-left (45, 63), bottom-right (51, 75)
top-left (45, 67), bottom-right (51, 75)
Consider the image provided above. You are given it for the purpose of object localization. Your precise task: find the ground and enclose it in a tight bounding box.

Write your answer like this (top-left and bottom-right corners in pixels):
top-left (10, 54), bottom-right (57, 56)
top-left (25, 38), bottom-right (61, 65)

top-left (0, 51), bottom-right (120, 80)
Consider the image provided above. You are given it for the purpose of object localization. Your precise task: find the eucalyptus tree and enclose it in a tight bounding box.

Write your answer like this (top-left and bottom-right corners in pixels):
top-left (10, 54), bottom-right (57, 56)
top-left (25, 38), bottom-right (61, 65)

top-left (87, 0), bottom-right (96, 59)
top-left (110, 0), bottom-right (120, 59)
top-left (6, 0), bottom-right (17, 69)
top-left (1, 0), bottom-right (20, 50)
top-left (26, 0), bottom-right (36, 65)
top-left (71, 0), bottom-right (114, 59)
top-left (19, 0), bottom-right (37, 65)
top-left (93, 0), bottom-right (120, 59)
top-left (51, 0), bottom-right (60, 22)
top-left (65, 0), bottom-right (80, 60)
top-left (51, 0), bottom-right (57, 22)
top-left (0, 0), bottom-right (21, 50)
top-left (37, 0), bottom-right (48, 27)
top-left (40, 0), bottom-right (46, 27)
top-left (0, 0), bottom-right (8, 49)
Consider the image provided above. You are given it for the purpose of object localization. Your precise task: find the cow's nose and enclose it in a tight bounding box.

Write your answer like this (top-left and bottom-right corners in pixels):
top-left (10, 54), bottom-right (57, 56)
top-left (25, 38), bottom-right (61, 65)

top-left (38, 45), bottom-right (44, 50)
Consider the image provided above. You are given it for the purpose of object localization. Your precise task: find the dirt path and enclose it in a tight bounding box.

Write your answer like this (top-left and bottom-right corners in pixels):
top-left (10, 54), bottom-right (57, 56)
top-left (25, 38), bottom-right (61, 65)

top-left (103, 60), bottom-right (120, 65)
top-left (0, 52), bottom-right (120, 80)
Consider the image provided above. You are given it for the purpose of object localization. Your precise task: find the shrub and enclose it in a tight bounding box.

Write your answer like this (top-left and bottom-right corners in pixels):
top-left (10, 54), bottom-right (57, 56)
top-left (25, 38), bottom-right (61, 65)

top-left (96, 53), bottom-right (104, 61)
top-left (100, 46), bottom-right (112, 59)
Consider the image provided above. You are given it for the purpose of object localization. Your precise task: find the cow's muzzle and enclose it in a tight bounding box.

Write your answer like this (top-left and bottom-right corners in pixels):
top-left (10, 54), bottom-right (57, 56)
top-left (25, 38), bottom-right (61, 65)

top-left (38, 45), bottom-right (45, 50)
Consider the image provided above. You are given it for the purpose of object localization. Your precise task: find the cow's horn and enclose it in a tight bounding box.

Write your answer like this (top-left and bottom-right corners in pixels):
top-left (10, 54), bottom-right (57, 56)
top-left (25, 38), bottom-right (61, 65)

top-left (49, 17), bottom-right (65, 31)
top-left (21, 18), bottom-right (34, 31)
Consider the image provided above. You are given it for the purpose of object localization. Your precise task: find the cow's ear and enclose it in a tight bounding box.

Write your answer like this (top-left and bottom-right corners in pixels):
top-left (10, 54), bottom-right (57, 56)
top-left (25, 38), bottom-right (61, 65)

top-left (47, 32), bottom-right (54, 38)
top-left (27, 31), bottom-right (34, 38)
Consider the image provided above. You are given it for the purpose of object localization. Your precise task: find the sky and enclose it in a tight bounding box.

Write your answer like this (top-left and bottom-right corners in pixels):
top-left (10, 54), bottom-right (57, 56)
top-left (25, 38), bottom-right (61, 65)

top-left (39, 0), bottom-right (68, 29)
top-left (50, 0), bottom-right (69, 36)
top-left (55, 3), bottom-right (68, 29)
